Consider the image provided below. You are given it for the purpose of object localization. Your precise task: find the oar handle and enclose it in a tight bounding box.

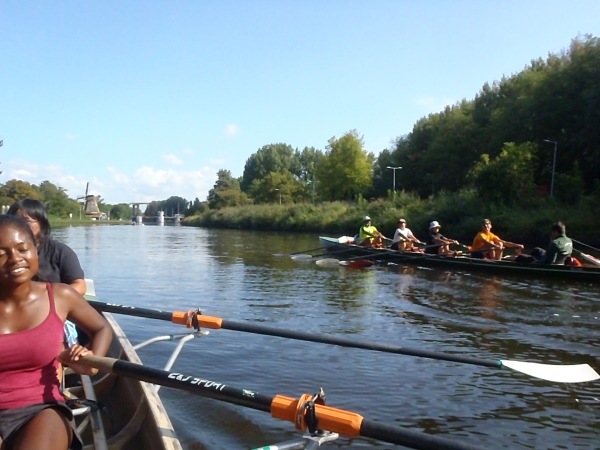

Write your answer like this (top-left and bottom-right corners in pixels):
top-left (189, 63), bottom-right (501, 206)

top-left (80, 355), bottom-right (485, 450)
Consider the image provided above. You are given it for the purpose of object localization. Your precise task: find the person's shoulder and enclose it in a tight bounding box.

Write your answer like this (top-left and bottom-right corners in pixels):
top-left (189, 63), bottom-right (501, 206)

top-left (46, 239), bottom-right (78, 255)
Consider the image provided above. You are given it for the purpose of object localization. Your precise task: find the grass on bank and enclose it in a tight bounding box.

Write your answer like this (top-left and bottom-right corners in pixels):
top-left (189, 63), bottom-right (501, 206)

top-left (183, 190), bottom-right (600, 249)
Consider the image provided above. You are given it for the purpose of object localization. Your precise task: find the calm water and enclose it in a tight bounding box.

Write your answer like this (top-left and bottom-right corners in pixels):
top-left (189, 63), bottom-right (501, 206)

top-left (54, 225), bottom-right (600, 450)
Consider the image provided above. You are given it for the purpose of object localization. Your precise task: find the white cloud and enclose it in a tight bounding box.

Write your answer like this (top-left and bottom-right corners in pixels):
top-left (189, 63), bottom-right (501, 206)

top-left (224, 123), bottom-right (240, 137)
top-left (64, 133), bottom-right (76, 140)
top-left (1, 159), bottom-right (218, 204)
top-left (163, 154), bottom-right (183, 165)
top-left (182, 148), bottom-right (193, 155)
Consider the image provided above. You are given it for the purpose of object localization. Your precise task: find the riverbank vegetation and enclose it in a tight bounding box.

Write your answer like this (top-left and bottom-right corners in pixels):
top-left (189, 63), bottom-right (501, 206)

top-left (184, 35), bottom-right (600, 246)
top-left (1, 36), bottom-right (599, 248)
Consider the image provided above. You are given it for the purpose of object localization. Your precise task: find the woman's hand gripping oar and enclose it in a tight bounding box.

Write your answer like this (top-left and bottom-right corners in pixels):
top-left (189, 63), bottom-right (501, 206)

top-left (79, 354), bottom-right (485, 450)
top-left (88, 301), bottom-right (600, 383)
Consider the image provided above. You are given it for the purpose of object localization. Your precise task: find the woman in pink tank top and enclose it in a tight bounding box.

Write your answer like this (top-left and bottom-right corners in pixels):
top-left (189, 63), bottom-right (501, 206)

top-left (0, 215), bottom-right (112, 450)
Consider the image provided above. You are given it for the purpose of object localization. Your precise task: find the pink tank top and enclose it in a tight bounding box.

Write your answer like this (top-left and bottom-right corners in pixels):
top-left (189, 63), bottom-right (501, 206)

top-left (0, 283), bottom-right (65, 409)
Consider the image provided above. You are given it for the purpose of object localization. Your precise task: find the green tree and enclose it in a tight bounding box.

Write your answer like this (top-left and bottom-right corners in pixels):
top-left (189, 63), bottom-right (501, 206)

top-left (39, 180), bottom-right (79, 217)
top-left (248, 170), bottom-right (305, 204)
top-left (316, 130), bottom-right (373, 201)
top-left (240, 144), bottom-right (298, 192)
top-left (471, 142), bottom-right (537, 205)
top-left (0, 179), bottom-right (42, 203)
top-left (208, 170), bottom-right (251, 209)
top-left (110, 203), bottom-right (133, 220)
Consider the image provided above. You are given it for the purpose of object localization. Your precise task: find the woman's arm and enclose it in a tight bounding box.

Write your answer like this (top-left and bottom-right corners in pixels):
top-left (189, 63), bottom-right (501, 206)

top-left (55, 284), bottom-right (112, 374)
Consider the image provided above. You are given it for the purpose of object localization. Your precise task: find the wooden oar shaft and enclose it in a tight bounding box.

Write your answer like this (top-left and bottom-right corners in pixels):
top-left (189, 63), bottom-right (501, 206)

top-left (81, 355), bottom-right (484, 450)
top-left (88, 301), bottom-right (498, 369)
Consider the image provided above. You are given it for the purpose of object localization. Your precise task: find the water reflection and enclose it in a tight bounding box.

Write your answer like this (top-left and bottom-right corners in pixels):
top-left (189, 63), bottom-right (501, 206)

top-left (51, 226), bottom-right (600, 450)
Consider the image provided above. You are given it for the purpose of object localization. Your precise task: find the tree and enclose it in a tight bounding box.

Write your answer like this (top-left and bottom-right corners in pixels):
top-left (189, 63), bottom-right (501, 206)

top-left (0, 179), bottom-right (43, 203)
top-left (208, 170), bottom-right (251, 209)
top-left (316, 130), bottom-right (373, 201)
top-left (39, 180), bottom-right (79, 217)
top-left (110, 204), bottom-right (133, 220)
top-left (248, 170), bottom-right (305, 204)
top-left (471, 142), bottom-right (537, 205)
top-left (240, 144), bottom-right (298, 192)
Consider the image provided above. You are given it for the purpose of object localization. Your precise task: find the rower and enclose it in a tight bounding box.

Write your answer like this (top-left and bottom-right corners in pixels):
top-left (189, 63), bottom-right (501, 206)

top-left (391, 218), bottom-right (422, 251)
top-left (470, 219), bottom-right (524, 260)
top-left (358, 216), bottom-right (388, 249)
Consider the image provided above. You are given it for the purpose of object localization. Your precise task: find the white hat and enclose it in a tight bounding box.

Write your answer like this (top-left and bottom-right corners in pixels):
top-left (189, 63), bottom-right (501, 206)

top-left (398, 218), bottom-right (406, 223)
top-left (363, 216), bottom-right (371, 221)
top-left (429, 220), bottom-right (441, 228)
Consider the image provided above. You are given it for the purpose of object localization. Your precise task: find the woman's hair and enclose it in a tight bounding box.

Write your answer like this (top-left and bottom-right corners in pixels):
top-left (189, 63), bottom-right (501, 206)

top-left (7, 199), bottom-right (51, 243)
top-left (0, 214), bottom-right (37, 245)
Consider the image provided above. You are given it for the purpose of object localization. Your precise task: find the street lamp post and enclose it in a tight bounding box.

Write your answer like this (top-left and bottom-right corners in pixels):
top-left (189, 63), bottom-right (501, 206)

top-left (275, 188), bottom-right (282, 204)
top-left (386, 166), bottom-right (402, 196)
top-left (543, 139), bottom-right (558, 197)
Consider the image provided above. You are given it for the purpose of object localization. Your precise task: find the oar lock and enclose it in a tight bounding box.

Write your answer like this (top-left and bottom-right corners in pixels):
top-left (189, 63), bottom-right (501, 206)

top-left (295, 388), bottom-right (327, 434)
top-left (180, 308), bottom-right (206, 334)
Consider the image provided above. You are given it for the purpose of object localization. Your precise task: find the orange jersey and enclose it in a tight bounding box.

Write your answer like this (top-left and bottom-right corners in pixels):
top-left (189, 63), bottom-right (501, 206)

top-left (471, 231), bottom-right (500, 251)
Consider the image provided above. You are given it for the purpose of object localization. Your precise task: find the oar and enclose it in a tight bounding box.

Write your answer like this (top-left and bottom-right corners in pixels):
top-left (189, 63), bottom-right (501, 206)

top-left (573, 249), bottom-right (600, 267)
top-left (88, 301), bottom-right (600, 383)
top-left (274, 245), bottom-right (328, 257)
top-left (80, 355), bottom-right (485, 450)
top-left (292, 245), bottom-right (361, 260)
top-left (572, 238), bottom-right (600, 254)
top-left (326, 246), bottom-right (444, 266)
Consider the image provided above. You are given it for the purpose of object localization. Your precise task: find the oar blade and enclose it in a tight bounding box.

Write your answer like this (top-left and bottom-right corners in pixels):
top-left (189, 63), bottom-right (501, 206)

top-left (340, 260), bottom-right (375, 268)
top-left (501, 360), bottom-right (600, 383)
top-left (315, 258), bottom-right (341, 266)
top-left (291, 254), bottom-right (315, 260)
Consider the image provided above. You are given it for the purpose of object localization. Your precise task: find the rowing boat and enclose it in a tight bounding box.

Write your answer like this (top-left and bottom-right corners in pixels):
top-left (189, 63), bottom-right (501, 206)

top-left (66, 281), bottom-right (183, 450)
top-left (319, 236), bottom-right (600, 282)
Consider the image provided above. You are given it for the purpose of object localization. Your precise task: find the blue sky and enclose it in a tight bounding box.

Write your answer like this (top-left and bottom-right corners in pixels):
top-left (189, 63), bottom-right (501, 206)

top-left (1, 1), bottom-right (599, 205)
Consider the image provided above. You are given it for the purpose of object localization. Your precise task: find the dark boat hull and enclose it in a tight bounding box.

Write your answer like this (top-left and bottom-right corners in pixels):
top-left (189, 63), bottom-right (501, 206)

top-left (319, 237), bottom-right (600, 282)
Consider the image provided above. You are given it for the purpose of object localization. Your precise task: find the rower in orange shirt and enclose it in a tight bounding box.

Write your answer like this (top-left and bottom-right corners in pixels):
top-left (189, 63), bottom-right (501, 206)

top-left (471, 219), bottom-right (524, 260)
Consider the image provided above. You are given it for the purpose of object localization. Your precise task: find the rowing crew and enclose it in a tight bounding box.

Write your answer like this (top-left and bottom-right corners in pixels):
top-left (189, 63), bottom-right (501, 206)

top-left (357, 216), bottom-right (578, 265)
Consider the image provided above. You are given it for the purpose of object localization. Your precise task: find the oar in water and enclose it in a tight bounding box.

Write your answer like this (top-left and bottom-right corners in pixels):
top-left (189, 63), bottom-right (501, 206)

top-left (88, 301), bottom-right (600, 383)
top-left (80, 355), bottom-right (485, 450)
top-left (292, 245), bottom-right (361, 260)
top-left (273, 245), bottom-right (327, 257)
top-left (323, 245), bottom-right (444, 266)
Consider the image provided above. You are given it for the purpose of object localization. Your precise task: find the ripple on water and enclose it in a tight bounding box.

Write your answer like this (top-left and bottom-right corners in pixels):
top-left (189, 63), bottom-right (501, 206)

top-left (54, 227), bottom-right (600, 449)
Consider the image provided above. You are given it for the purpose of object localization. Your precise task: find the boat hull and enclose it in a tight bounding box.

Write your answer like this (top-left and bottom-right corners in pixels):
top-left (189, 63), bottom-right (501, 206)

top-left (319, 237), bottom-right (600, 282)
top-left (67, 310), bottom-right (183, 450)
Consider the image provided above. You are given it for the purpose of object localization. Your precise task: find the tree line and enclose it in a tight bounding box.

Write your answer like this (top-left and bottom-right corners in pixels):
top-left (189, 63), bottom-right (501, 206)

top-left (0, 179), bottom-right (204, 220)
top-left (2, 36), bottom-right (598, 222)
top-left (207, 35), bottom-right (600, 210)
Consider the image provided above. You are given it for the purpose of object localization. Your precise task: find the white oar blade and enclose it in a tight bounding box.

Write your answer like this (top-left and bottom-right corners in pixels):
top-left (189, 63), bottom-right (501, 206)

top-left (315, 258), bottom-right (341, 266)
top-left (501, 360), bottom-right (600, 383)
top-left (291, 254), bottom-right (314, 260)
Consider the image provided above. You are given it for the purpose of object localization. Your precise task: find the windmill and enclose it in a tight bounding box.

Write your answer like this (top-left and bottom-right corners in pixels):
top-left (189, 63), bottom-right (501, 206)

top-left (76, 182), bottom-right (102, 219)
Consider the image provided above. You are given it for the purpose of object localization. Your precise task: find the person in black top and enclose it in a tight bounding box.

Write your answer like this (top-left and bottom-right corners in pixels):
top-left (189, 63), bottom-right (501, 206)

top-left (426, 220), bottom-right (459, 256)
top-left (7, 199), bottom-right (86, 295)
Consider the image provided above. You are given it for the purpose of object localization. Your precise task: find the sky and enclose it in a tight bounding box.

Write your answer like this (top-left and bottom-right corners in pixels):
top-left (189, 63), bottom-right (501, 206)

top-left (1, 1), bottom-right (599, 205)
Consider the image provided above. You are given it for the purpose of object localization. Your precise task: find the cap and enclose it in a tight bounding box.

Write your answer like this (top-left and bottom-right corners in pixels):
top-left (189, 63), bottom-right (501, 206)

top-left (398, 218), bottom-right (406, 223)
top-left (429, 220), bottom-right (441, 228)
top-left (363, 216), bottom-right (371, 221)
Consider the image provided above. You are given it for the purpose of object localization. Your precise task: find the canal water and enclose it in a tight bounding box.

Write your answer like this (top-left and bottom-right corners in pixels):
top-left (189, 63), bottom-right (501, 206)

top-left (54, 224), bottom-right (600, 449)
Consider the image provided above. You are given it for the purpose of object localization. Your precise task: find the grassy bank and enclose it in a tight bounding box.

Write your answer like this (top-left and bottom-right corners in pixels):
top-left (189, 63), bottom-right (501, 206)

top-left (183, 190), bottom-right (600, 249)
